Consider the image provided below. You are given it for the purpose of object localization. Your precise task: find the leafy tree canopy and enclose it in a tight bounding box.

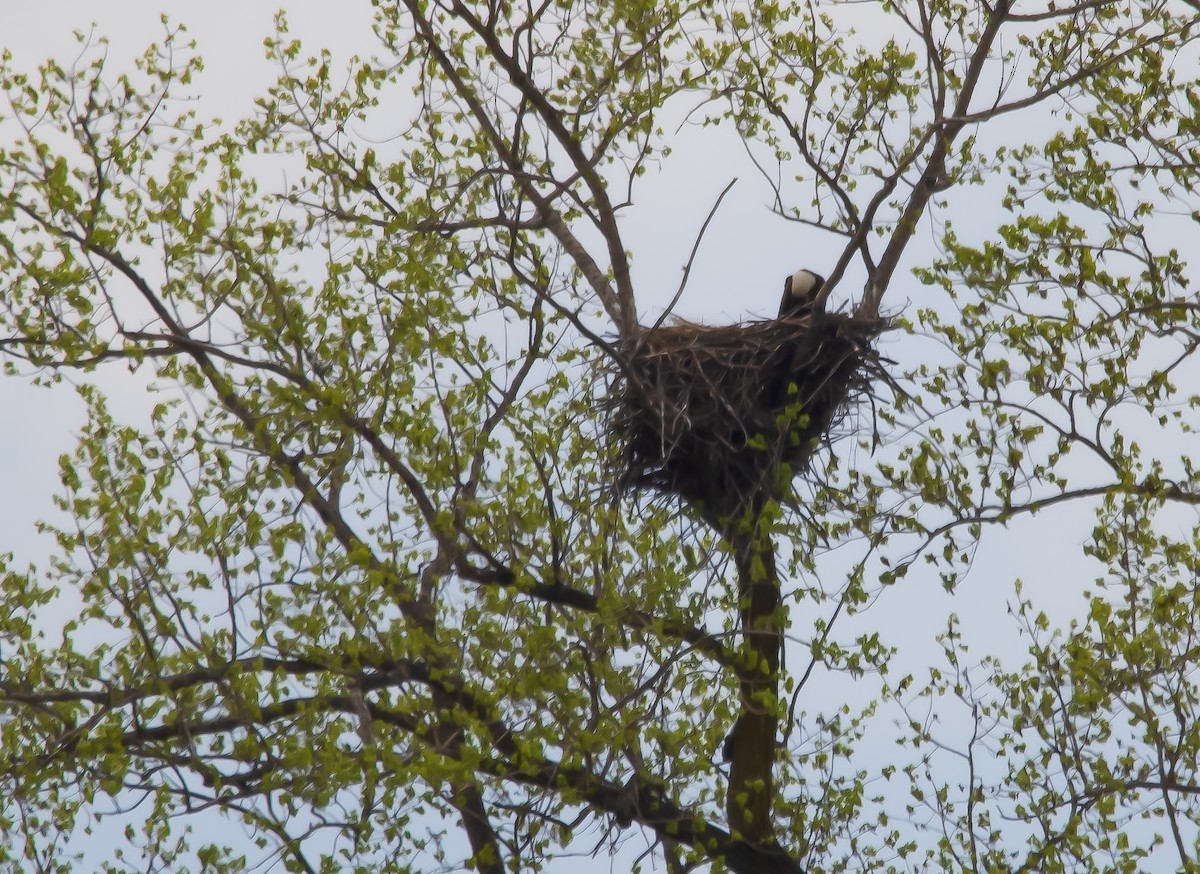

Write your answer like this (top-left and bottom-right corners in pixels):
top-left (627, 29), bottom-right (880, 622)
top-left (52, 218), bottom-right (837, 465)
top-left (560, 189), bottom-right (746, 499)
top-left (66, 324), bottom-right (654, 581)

top-left (1, 1), bottom-right (1198, 872)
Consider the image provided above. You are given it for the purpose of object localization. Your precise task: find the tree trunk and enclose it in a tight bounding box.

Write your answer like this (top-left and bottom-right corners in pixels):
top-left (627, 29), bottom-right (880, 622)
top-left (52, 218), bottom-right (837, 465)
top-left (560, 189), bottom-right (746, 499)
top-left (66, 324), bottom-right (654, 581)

top-left (725, 521), bottom-right (783, 846)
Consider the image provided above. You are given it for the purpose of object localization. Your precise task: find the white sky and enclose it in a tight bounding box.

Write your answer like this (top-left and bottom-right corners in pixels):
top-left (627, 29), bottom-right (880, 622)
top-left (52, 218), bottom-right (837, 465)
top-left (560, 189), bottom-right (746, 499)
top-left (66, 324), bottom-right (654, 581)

top-left (0, 1), bottom-right (835, 567)
top-left (0, 1), bottom-right (1175, 870)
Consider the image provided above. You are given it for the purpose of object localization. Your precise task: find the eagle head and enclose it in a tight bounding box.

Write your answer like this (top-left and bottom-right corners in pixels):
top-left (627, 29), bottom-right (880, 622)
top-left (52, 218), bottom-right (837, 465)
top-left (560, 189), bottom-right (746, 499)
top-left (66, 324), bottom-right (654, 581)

top-left (779, 268), bottom-right (824, 318)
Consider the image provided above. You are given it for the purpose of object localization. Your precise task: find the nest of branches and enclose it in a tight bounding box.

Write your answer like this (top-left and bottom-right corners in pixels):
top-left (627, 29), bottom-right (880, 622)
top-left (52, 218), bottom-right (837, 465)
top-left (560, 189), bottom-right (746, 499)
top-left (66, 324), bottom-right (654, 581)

top-left (607, 311), bottom-right (889, 518)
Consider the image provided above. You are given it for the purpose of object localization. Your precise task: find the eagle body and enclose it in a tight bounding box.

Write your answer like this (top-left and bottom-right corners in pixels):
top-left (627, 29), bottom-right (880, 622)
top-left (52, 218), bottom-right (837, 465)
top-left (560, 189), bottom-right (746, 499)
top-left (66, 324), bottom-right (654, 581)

top-left (778, 268), bottom-right (824, 318)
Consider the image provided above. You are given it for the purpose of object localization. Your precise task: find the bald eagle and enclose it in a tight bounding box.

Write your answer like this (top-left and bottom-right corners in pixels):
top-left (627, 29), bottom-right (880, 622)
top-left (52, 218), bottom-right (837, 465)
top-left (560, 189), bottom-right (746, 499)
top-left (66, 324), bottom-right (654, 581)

top-left (778, 268), bottom-right (824, 319)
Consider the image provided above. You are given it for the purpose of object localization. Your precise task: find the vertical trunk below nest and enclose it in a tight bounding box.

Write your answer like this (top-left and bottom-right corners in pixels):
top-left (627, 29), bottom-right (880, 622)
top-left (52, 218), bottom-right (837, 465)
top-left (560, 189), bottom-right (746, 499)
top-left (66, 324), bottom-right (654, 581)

top-left (725, 522), bottom-right (783, 846)
top-left (430, 688), bottom-right (506, 874)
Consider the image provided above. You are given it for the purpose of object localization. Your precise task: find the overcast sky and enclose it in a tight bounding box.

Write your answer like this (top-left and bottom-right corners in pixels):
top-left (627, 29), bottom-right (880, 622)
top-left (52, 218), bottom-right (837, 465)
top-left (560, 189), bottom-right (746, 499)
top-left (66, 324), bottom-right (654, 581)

top-left (0, 0), bottom-right (1092, 740)
top-left (0, 2), bottom-right (1156, 869)
top-left (0, 0), bottom-right (854, 563)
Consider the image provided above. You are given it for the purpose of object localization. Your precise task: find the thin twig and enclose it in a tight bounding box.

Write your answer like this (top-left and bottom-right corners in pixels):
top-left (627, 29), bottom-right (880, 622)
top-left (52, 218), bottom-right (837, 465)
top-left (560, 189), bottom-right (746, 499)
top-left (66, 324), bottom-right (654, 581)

top-left (650, 177), bottom-right (739, 332)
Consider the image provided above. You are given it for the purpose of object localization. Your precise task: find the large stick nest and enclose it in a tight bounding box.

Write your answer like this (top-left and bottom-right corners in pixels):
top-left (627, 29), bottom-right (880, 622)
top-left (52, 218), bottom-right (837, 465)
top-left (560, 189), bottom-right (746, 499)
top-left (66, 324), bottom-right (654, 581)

top-left (606, 311), bottom-right (889, 518)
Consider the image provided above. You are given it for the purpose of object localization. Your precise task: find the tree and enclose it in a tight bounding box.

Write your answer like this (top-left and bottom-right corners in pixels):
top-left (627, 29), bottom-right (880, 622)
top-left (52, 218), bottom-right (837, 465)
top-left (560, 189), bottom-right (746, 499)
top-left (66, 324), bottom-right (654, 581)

top-left (1, 0), bottom-right (1198, 871)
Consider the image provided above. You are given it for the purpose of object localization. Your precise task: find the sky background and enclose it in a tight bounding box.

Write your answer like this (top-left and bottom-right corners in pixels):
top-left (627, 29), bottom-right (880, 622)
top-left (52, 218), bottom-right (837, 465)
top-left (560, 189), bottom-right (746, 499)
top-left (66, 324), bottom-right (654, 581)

top-left (0, 0), bottom-right (1085, 611)
top-left (0, 1), bottom-right (1160, 869)
top-left (1, 0), bottom-right (885, 571)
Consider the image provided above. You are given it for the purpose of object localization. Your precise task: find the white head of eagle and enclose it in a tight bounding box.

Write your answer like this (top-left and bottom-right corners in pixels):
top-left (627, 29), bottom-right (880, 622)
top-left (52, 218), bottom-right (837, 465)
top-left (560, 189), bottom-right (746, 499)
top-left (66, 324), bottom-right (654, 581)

top-left (778, 268), bottom-right (824, 318)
